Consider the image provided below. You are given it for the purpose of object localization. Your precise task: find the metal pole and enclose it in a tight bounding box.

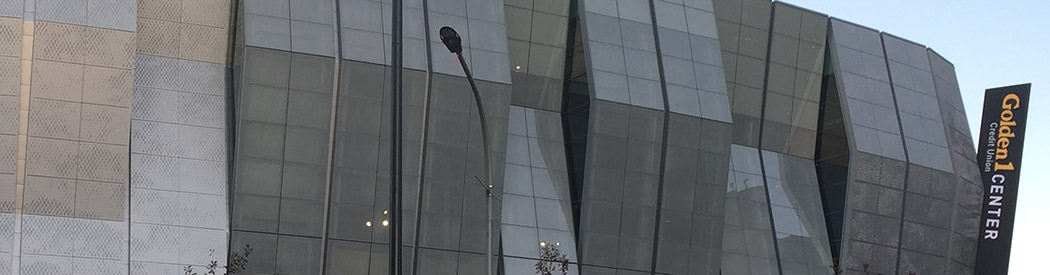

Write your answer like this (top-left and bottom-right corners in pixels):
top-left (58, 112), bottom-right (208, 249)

top-left (389, 0), bottom-right (404, 273)
top-left (409, 0), bottom-right (435, 273)
top-left (455, 52), bottom-right (494, 275)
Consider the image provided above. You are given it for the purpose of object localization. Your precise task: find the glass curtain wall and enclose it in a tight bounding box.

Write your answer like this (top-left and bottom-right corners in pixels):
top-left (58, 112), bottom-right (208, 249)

top-left (231, 0), bottom-right (513, 274)
top-left (712, 1), bottom-right (836, 274)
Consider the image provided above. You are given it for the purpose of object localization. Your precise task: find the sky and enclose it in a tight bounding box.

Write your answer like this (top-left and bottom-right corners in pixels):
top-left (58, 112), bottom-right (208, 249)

top-left (782, 0), bottom-right (1050, 273)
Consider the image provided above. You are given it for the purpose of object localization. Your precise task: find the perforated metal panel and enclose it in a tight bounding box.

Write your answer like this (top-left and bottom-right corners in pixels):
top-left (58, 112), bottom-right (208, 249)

top-left (179, 24), bottom-right (227, 64)
top-left (0, 95), bottom-right (18, 134)
top-left (130, 223), bottom-right (179, 263)
top-left (20, 254), bottom-right (73, 275)
top-left (133, 55), bottom-right (180, 90)
top-left (25, 137), bottom-right (80, 179)
top-left (0, 0), bottom-right (21, 18)
top-left (178, 158), bottom-right (226, 195)
top-left (0, 176), bottom-right (12, 211)
top-left (177, 125), bottom-right (225, 161)
top-left (179, 92), bottom-right (224, 128)
top-left (74, 180), bottom-right (125, 220)
top-left (130, 120), bottom-right (180, 156)
top-left (72, 258), bottom-right (126, 275)
top-left (33, 22), bottom-right (85, 63)
top-left (20, 215), bottom-right (76, 255)
top-left (0, 213), bottom-right (14, 248)
top-left (85, 0), bottom-right (137, 31)
top-left (130, 87), bottom-right (180, 123)
top-left (130, 154), bottom-right (179, 191)
top-left (178, 227), bottom-right (228, 266)
top-left (80, 104), bottom-right (131, 145)
top-left (0, 18), bottom-right (19, 57)
top-left (178, 192), bottom-right (226, 229)
top-left (135, 18), bottom-right (180, 57)
top-left (0, 136), bottom-right (15, 173)
top-left (22, 176), bottom-right (76, 217)
top-left (30, 60), bottom-right (84, 101)
top-left (76, 142), bottom-right (129, 184)
top-left (0, 57), bottom-right (18, 96)
top-left (137, 0), bottom-right (181, 22)
top-left (181, 0), bottom-right (230, 28)
top-left (72, 218), bottom-right (126, 259)
top-left (37, 0), bottom-right (89, 26)
top-left (83, 28), bottom-right (135, 69)
top-left (130, 0), bottom-right (232, 271)
top-left (83, 66), bottom-right (134, 107)
top-left (178, 60), bottom-right (225, 95)
top-left (130, 262), bottom-right (182, 275)
top-left (130, 189), bottom-right (179, 225)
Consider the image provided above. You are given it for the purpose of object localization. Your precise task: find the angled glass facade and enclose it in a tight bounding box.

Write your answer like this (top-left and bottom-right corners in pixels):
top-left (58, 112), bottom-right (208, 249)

top-left (0, 0), bottom-right (984, 274)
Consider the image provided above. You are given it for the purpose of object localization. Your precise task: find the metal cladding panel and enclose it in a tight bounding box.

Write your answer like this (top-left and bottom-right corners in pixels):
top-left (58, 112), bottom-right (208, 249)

top-left (23, 20), bottom-right (133, 220)
top-left (927, 49), bottom-right (981, 274)
top-left (126, 0), bottom-right (232, 272)
top-left (128, 55), bottom-right (229, 272)
top-left (570, 0), bottom-right (735, 273)
top-left (653, 0), bottom-right (732, 122)
top-left (499, 106), bottom-right (578, 274)
top-left (9, 0), bottom-right (137, 269)
top-left (882, 34), bottom-right (952, 173)
top-left (824, 19), bottom-right (908, 274)
top-left (827, 19), bottom-right (905, 162)
top-left (505, 0), bottom-right (570, 112)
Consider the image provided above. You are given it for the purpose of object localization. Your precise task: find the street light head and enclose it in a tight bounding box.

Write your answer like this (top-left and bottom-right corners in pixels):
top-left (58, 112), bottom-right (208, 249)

top-left (439, 26), bottom-right (462, 54)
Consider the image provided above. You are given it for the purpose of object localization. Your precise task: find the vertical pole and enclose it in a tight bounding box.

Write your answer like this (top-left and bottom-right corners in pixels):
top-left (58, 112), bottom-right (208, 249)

top-left (390, 0), bottom-right (404, 274)
top-left (455, 52), bottom-right (493, 275)
top-left (487, 189), bottom-right (493, 275)
top-left (409, 0), bottom-right (435, 273)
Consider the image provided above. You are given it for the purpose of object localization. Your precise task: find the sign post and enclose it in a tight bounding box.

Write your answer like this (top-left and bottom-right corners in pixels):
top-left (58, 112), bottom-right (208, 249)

top-left (974, 83), bottom-right (1031, 275)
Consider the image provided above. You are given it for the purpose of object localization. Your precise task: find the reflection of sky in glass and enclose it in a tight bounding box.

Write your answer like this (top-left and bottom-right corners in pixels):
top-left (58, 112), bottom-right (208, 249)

top-left (500, 106), bottom-right (577, 269)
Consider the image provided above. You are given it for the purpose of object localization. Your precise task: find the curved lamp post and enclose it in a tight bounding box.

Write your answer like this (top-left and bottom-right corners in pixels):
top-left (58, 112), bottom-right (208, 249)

top-left (439, 26), bottom-right (496, 275)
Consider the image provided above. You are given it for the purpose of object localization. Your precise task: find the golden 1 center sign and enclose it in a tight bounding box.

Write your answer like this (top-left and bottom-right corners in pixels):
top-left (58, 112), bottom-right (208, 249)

top-left (975, 83), bottom-right (1030, 275)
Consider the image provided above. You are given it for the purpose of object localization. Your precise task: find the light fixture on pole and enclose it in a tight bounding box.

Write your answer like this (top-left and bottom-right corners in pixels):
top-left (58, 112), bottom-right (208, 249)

top-left (439, 26), bottom-right (496, 275)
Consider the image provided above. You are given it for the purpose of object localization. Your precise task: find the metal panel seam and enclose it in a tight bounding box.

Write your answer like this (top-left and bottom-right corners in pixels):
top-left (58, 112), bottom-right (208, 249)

top-left (755, 3), bottom-right (784, 274)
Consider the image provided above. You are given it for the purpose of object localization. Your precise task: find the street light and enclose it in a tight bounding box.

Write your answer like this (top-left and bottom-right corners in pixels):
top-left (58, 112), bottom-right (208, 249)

top-left (439, 26), bottom-right (496, 275)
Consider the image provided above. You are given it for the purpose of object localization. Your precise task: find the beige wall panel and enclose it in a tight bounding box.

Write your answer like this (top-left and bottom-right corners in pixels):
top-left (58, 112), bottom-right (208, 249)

top-left (74, 180), bottom-right (125, 220)
top-left (80, 104), bottom-right (130, 145)
top-left (136, 18), bottom-right (179, 58)
top-left (182, 0), bottom-right (230, 28)
top-left (0, 18), bottom-right (20, 57)
top-left (83, 65), bottom-right (134, 107)
top-left (25, 137), bottom-right (79, 179)
top-left (27, 98), bottom-right (81, 140)
top-left (77, 142), bottom-right (128, 183)
top-left (0, 56), bottom-right (18, 96)
top-left (34, 22), bottom-right (86, 64)
top-left (179, 24), bottom-right (227, 64)
top-left (0, 95), bottom-right (18, 134)
top-left (83, 27), bottom-right (135, 69)
top-left (22, 176), bottom-right (76, 217)
top-left (30, 60), bottom-right (83, 101)
top-left (138, 0), bottom-right (182, 22)
top-left (0, 135), bottom-right (14, 173)
top-left (0, 173), bottom-right (12, 211)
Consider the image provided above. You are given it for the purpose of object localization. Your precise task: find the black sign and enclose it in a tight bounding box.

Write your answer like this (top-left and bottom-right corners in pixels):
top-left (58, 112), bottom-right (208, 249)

top-left (974, 83), bottom-right (1031, 275)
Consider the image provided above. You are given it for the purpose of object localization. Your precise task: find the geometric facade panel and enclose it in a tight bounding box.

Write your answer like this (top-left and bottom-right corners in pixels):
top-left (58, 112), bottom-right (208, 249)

top-left (0, 0), bottom-right (984, 274)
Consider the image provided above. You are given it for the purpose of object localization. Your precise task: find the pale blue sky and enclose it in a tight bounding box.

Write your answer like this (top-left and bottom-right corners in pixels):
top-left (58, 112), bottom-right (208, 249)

top-left (783, 0), bottom-right (1049, 273)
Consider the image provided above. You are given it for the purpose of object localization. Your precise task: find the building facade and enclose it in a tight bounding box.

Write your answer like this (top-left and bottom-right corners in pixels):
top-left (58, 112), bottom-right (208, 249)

top-left (0, 0), bottom-right (983, 274)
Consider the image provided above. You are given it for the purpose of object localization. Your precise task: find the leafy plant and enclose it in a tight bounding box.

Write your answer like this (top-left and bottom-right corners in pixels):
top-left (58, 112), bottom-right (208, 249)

top-left (184, 245), bottom-right (253, 275)
top-left (535, 242), bottom-right (569, 275)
